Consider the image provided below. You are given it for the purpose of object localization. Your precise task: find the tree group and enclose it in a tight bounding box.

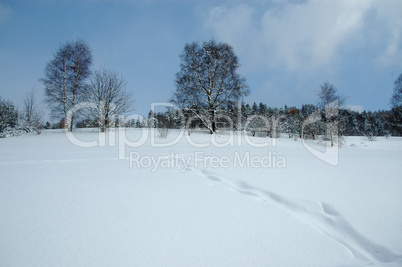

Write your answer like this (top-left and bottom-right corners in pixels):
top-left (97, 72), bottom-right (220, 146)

top-left (0, 90), bottom-right (44, 137)
top-left (41, 39), bottom-right (133, 132)
top-left (1, 38), bottom-right (401, 141)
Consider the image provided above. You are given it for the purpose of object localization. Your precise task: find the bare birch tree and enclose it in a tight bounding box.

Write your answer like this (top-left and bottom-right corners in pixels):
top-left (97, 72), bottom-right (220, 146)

top-left (21, 89), bottom-right (44, 134)
top-left (41, 38), bottom-right (92, 131)
top-left (173, 40), bottom-right (249, 134)
top-left (86, 68), bottom-right (133, 132)
top-left (317, 82), bottom-right (347, 146)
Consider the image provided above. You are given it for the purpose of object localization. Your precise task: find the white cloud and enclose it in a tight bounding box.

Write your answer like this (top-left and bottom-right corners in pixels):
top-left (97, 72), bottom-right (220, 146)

top-left (372, 0), bottom-right (402, 67)
top-left (0, 3), bottom-right (11, 23)
top-left (205, 5), bottom-right (256, 48)
top-left (205, 0), bottom-right (401, 72)
top-left (345, 105), bottom-right (364, 113)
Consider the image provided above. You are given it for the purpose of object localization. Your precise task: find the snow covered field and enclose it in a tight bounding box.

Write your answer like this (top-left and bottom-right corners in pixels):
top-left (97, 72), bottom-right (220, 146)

top-left (1, 129), bottom-right (402, 266)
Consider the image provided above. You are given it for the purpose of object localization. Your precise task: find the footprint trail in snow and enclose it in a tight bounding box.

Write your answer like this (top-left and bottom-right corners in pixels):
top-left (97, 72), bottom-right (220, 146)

top-left (185, 166), bottom-right (402, 265)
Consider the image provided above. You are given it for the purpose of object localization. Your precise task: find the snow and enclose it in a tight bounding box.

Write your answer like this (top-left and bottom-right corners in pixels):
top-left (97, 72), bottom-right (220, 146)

top-left (1, 129), bottom-right (402, 266)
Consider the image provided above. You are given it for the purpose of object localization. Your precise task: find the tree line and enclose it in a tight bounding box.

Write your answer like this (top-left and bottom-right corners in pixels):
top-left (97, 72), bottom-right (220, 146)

top-left (144, 99), bottom-right (401, 143)
top-left (1, 38), bottom-right (401, 141)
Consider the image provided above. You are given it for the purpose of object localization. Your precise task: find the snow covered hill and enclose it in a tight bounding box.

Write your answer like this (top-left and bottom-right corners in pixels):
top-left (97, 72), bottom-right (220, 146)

top-left (1, 129), bottom-right (401, 266)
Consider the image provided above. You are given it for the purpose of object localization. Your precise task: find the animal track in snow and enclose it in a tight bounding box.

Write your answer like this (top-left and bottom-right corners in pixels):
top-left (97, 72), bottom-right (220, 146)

top-left (189, 167), bottom-right (402, 265)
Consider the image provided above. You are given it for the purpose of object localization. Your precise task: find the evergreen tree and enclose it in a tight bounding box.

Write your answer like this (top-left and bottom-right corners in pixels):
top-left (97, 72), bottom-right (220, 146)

top-left (251, 102), bottom-right (258, 115)
top-left (390, 73), bottom-right (402, 109)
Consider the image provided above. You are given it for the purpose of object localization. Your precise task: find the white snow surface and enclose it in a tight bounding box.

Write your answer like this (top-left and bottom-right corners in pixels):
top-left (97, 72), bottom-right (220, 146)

top-left (1, 129), bottom-right (402, 266)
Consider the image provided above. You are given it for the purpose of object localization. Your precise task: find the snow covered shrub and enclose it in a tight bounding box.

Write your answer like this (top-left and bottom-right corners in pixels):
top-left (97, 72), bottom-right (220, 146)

top-left (157, 122), bottom-right (170, 138)
top-left (0, 97), bottom-right (19, 138)
top-left (0, 126), bottom-right (23, 138)
top-left (246, 115), bottom-right (270, 137)
top-left (365, 132), bottom-right (377, 141)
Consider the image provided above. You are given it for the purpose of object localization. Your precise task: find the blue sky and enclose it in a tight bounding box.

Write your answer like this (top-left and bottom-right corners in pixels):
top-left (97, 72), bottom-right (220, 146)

top-left (0, 0), bottom-right (401, 119)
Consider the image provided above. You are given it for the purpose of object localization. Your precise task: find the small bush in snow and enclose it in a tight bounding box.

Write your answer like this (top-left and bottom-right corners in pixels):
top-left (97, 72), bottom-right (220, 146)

top-left (0, 126), bottom-right (22, 138)
top-left (0, 97), bottom-right (19, 137)
top-left (157, 123), bottom-right (170, 138)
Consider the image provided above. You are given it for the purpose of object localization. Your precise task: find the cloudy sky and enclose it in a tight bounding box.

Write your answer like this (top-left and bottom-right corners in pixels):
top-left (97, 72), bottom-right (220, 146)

top-left (0, 0), bottom-right (401, 118)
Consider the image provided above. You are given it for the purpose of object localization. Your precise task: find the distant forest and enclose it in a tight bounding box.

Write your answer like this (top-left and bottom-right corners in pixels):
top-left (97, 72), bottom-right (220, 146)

top-left (1, 93), bottom-right (401, 140)
top-left (142, 102), bottom-right (402, 140)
